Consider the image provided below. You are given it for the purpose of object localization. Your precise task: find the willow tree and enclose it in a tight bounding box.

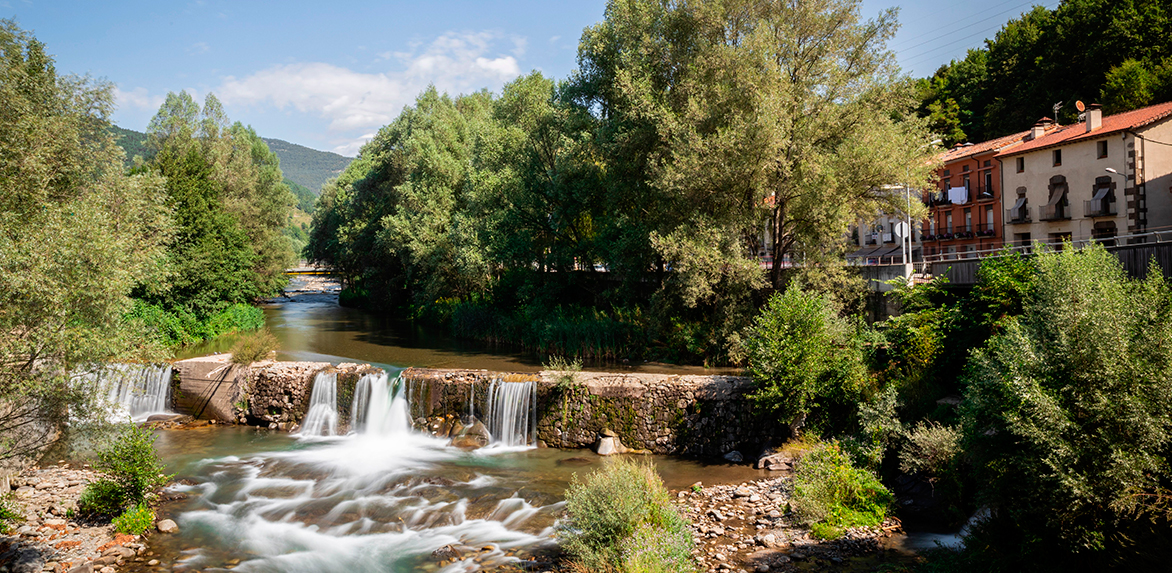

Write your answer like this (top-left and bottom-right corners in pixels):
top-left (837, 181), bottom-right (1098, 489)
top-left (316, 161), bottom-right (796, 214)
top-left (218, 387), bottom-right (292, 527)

top-left (144, 92), bottom-right (296, 315)
top-left (575, 0), bottom-right (936, 295)
top-left (0, 21), bottom-right (172, 461)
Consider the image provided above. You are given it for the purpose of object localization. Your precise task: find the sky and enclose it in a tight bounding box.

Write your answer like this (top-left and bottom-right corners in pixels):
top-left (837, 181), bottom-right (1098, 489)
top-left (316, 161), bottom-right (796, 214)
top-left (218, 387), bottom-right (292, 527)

top-left (6, 0), bottom-right (1058, 157)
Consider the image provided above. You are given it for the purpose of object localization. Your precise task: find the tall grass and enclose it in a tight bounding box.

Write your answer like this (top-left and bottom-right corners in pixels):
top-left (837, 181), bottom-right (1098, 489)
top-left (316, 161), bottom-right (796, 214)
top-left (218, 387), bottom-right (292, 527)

top-left (560, 459), bottom-right (696, 572)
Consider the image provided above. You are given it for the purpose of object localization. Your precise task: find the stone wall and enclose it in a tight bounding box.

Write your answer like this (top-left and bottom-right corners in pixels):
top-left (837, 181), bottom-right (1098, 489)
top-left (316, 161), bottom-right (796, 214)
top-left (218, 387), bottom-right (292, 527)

top-left (402, 368), bottom-right (775, 457)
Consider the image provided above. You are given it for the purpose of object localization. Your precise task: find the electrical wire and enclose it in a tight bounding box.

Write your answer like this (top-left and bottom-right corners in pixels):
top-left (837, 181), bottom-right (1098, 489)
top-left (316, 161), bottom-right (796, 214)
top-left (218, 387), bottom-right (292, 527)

top-left (900, 0), bottom-right (1060, 70)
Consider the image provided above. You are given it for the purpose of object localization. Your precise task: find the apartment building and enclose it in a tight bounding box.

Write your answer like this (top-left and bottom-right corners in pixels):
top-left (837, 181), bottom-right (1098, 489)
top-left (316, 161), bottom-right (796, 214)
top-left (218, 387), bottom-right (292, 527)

top-left (921, 131), bottom-right (1031, 259)
top-left (996, 101), bottom-right (1172, 247)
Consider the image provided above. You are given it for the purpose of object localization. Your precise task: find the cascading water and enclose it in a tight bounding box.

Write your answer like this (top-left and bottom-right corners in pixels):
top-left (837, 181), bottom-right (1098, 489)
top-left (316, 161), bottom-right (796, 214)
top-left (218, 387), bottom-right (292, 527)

top-left (485, 380), bottom-right (537, 448)
top-left (349, 372), bottom-right (411, 436)
top-left (300, 372), bottom-right (339, 436)
top-left (84, 364), bottom-right (173, 421)
top-left (160, 370), bottom-right (560, 572)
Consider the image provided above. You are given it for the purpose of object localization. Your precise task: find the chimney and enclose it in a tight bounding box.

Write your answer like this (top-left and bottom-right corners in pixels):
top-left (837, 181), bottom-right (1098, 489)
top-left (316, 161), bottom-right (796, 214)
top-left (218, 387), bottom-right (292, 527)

top-left (1086, 103), bottom-right (1102, 133)
top-left (1030, 117), bottom-right (1052, 140)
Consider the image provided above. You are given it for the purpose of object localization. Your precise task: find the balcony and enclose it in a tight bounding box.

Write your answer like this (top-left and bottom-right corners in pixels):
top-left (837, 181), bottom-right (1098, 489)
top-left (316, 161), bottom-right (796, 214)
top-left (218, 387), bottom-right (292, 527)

top-left (1006, 206), bottom-right (1031, 224)
top-left (1084, 198), bottom-right (1117, 218)
top-left (1039, 203), bottom-right (1071, 221)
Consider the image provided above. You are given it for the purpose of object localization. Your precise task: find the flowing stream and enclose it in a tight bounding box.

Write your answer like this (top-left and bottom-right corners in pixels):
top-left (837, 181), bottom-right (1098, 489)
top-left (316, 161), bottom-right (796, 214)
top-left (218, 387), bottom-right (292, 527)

top-left (82, 364), bottom-right (173, 422)
top-left (299, 372), bottom-right (339, 437)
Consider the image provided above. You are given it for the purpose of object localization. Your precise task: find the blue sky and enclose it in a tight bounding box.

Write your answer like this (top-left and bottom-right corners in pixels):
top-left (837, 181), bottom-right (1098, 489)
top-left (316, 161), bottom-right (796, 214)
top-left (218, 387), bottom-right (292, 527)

top-left (7, 0), bottom-right (1056, 156)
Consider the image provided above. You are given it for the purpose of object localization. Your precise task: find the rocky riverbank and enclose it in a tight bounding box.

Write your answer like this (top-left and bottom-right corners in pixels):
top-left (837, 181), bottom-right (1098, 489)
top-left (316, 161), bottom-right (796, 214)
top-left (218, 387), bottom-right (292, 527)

top-left (0, 465), bottom-right (166, 573)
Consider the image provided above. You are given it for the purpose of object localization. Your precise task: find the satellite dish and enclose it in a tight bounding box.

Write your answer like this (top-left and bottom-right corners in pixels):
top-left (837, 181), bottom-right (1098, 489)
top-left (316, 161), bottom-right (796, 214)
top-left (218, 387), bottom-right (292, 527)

top-left (1075, 100), bottom-right (1086, 112)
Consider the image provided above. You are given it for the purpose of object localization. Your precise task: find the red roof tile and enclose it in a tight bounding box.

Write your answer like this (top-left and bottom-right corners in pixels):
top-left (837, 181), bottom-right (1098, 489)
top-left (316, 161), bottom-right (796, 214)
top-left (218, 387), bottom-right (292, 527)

top-left (937, 130), bottom-right (1031, 164)
top-left (995, 101), bottom-right (1172, 158)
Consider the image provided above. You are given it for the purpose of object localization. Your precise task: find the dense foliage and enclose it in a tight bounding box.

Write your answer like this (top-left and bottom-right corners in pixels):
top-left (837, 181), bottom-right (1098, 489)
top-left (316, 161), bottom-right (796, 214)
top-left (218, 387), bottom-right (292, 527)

top-left (307, 0), bottom-right (936, 363)
top-left (559, 459), bottom-right (695, 572)
top-left (918, 0), bottom-right (1172, 144)
top-left (958, 246), bottom-right (1172, 569)
top-left (79, 424), bottom-right (172, 519)
top-left (792, 442), bottom-right (893, 540)
top-left (260, 136), bottom-right (352, 193)
top-left (0, 20), bottom-right (173, 461)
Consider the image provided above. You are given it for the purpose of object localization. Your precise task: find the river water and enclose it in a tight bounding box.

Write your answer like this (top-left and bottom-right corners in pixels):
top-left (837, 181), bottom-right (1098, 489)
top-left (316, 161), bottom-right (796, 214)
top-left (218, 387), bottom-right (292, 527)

top-left (177, 276), bottom-right (739, 375)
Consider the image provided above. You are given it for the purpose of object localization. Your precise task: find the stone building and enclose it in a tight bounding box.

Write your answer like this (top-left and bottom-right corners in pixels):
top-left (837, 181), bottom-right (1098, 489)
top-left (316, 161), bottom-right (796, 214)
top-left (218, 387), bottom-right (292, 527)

top-left (995, 101), bottom-right (1172, 247)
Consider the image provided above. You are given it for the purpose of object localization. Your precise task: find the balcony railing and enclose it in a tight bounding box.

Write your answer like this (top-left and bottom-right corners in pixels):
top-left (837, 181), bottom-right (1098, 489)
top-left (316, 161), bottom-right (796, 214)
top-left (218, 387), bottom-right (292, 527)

top-left (1039, 203), bottom-right (1071, 221)
top-left (1006, 206), bottom-right (1031, 224)
top-left (1084, 199), bottom-right (1118, 217)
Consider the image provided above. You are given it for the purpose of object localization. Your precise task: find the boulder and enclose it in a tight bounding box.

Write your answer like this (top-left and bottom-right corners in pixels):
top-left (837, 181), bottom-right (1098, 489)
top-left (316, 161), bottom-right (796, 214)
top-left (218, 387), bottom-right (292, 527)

top-left (595, 436), bottom-right (628, 456)
top-left (156, 519), bottom-right (179, 533)
top-left (448, 419), bottom-right (490, 449)
top-left (723, 450), bottom-right (744, 463)
top-left (756, 453), bottom-right (796, 471)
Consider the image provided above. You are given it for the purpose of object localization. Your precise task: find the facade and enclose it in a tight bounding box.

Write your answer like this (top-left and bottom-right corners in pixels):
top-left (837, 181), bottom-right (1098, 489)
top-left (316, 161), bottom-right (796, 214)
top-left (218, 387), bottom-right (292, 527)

top-left (920, 131), bottom-right (1030, 260)
top-left (996, 102), bottom-right (1172, 247)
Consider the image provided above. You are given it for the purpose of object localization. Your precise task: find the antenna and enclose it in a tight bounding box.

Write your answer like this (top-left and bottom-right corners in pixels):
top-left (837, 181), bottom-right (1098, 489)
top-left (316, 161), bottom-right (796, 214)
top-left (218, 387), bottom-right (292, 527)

top-left (1075, 100), bottom-right (1085, 112)
top-left (1053, 101), bottom-right (1064, 117)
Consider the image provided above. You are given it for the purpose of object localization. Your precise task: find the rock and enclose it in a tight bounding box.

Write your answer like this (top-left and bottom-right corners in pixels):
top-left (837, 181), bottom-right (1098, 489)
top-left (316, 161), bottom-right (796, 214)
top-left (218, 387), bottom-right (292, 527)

top-left (12, 548), bottom-right (43, 573)
top-left (432, 544), bottom-right (460, 561)
top-left (146, 561), bottom-right (158, 566)
top-left (448, 420), bottom-right (491, 449)
top-left (99, 568), bottom-right (115, 573)
top-left (595, 436), bottom-right (628, 456)
top-left (156, 519), bottom-right (178, 533)
top-left (756, 453), bottom-right (794, 471)
top-left (600, 428), bottom-right (618, 438)
top-left (755, 565), bottom-right (770, 572)
top-left (714, 553), bottom-right (727, 562)
top-left (103, 547), bottom-right (135, 560)
top-left (734, 487), bottom-right (753, 498)
top-left (66, 564), bottom-right (92, 573)
top-left (723, 450), bottom-right (744, 463)
top-left (749, 494), bottom-right (761, 503)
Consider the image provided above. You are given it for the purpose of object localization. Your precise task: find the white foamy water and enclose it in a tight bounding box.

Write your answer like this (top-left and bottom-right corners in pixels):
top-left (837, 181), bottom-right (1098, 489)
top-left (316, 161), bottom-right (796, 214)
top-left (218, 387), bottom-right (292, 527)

top-left (485, 380), bottom-right (536, 448)
top-left (166, 371), bottom-right (556, 572)
top-left (81, 363), bottom-right (173, 421)
top-left (300, 372), bottom-right (339, 437)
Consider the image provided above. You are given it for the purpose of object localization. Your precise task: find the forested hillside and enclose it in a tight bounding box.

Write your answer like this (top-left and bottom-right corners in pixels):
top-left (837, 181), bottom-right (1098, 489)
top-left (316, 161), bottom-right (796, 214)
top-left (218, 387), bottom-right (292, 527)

top-left (918, 0), bottom-right (1172, 145)
top-left (261, 137), bottom-right (352, 193)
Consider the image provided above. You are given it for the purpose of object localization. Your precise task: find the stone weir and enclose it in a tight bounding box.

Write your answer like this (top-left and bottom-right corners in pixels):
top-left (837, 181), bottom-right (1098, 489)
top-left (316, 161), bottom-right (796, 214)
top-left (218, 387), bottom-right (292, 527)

top-left (171, 357), bottom-right (773, 456)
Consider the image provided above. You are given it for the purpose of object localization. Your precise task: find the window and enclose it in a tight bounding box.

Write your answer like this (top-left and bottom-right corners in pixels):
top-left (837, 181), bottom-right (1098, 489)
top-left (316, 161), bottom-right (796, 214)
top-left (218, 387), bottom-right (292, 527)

top-left (984, 160), bottom-right (991, 167)
top-left (985, 206), bottom-right (994, 231)
top-left (984, 172), bottom-right (993, 194)
top-left (1053, 149), bottom-right (1062, 166)
top-left (946, 213), bottom-right (953, 233)
top-left (1015, 232), bottom-right (1031, 247)
top-left (964, 208), bottom-right (972, 232)
top-left (962, 164), bottom-right (970, 172)
top-left (1097, 140), bottom-right (1108, 159)
top-left (943, 169), bottom-right (951, 177)
top-left (1016, 157), bottom-right (1025, 173)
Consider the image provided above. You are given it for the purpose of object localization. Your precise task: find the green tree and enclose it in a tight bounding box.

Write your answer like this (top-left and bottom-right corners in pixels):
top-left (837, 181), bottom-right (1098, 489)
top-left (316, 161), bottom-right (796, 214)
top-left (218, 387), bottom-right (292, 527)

top-left (0, 20), bottom-right (171, 461)
top-left (143, 92), bottom-right (295, 316)
top-left (744, 286), bottom-right (869, 434)
top-left (962, 245), bottom-right (1172, 568)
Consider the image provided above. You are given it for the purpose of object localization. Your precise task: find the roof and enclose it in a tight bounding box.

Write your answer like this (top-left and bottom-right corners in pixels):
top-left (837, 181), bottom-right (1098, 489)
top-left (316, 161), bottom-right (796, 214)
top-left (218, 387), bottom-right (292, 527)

top-left (996, 101), bottom-right (1172, 158)
top-left (937, 130), bottom-right (1032, 164)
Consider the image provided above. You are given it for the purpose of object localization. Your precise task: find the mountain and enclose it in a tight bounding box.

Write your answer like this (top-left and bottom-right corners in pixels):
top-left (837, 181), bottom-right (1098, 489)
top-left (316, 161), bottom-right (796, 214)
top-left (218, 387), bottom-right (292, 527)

top-left (261, 138), bottom-right (352, 194)
top-left (109, 126), bottom-right (352, 196)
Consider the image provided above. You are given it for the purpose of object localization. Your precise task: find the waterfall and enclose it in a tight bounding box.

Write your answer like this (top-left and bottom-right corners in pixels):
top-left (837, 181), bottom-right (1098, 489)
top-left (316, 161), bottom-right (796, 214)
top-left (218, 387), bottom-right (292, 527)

top-left (485, 380), bottom-right (536, 447)
top-left (300, 372), bottom-right (339, 436)
top-left (87, 364), bottom-right (173, 421)
top-left (349, 372), bottom-right (410, 436)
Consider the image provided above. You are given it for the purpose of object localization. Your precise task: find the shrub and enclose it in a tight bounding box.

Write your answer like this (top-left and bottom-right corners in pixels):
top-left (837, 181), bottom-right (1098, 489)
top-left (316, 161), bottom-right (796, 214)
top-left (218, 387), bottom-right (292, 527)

top-left (961, 245), bottom-right (1172, 566)
top-left (744, 285), bottom-right (868, 434)
top-left (94, 424), bottom-right (172, 507)
top-left (545, 355), bottom-right (582, 391)
top-left (230, 329), bottom-right (278, 365)
top-left (77, 479), bottom-right (124, 517)
top-left (899, 421), bottom-right (961, 480)
top-left (0, 494), bottom-right (22, 533)
top-left (792, 442), bottom-right (892, 539)
top-left (560, 459), bottom-right (696, 572)
top-left (112, 503), bottom-right (155, 535)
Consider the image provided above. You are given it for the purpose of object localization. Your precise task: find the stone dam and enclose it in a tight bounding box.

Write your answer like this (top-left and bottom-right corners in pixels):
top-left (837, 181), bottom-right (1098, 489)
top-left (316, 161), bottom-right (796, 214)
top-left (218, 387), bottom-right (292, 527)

top-left (169, 355), bottom-right (776, 457)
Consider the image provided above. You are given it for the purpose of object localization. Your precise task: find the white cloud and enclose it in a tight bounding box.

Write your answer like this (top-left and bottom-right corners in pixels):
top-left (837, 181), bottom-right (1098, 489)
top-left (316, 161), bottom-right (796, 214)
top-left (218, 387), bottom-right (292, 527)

top-left (216, 31), bottom-right (524, 155)
top-left (188, 41), bottom-right (210, 55)
top-left (115, 86), bottom-right (165, 111)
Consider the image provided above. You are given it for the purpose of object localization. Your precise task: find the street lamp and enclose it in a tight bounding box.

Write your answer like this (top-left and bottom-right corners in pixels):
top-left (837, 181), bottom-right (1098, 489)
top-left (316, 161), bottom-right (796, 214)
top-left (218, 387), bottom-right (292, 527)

top-left (904, 139), bottom-right (943, 276)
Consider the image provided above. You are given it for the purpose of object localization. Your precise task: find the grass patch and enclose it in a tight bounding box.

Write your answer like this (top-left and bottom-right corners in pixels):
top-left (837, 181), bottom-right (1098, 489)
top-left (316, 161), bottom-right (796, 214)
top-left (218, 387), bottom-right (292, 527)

top-left (230, 329), bottom-right (279, 365)
top-left (0, 494), bottom-right (23, 534)
top-left (560, 458), bottom-right (696, 572)
top-left (793, 441), bottom-right (892, 539)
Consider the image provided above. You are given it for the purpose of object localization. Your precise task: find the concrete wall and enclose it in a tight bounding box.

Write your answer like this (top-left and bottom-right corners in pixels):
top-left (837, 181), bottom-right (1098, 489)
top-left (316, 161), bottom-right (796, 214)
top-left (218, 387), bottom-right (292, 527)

top-left (1139, 119), bottom-right (1172, 231)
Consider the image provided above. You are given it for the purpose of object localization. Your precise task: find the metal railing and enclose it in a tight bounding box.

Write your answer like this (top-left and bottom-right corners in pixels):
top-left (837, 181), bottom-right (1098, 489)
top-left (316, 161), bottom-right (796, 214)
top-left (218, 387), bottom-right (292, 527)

top-left (1006, 206), bottom-right (1031, 224)
top-left (920, 226), bottom-right (1172, 264)
top-left (1039, 203), bottom-right (1071, 221)
top-left (1084, 199), bottom-right (1118, 217)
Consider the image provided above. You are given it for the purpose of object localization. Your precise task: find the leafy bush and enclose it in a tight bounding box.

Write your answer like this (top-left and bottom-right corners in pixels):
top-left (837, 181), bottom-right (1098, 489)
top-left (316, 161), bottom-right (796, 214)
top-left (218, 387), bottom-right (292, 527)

top-left (744, 285), bottom-right (869, 434)
top-left (792, 442), bottom-right (892, 539)
top-left (94, 424), bottom-right (172, 508)
top-left (230, 329), bottom-right (279, 365)
top-left (899, 421), bottom-right (961, 480)
top-left (77, 479), bottom-right (124, 517)
top-left (112, 502), bottom-right (155, 535)
top-left (128, 300), bottom-right (264, 348)
top-left (843, 385), bottom-right (903, 471)
top-left (545, 355), bottom-right (582, 391)
top-left (961, 245), bottom-right (1172, 567)
top-left (560, 459), bottom-right (695, 572)
top-left (0, 494), bottom-right (22, 533)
